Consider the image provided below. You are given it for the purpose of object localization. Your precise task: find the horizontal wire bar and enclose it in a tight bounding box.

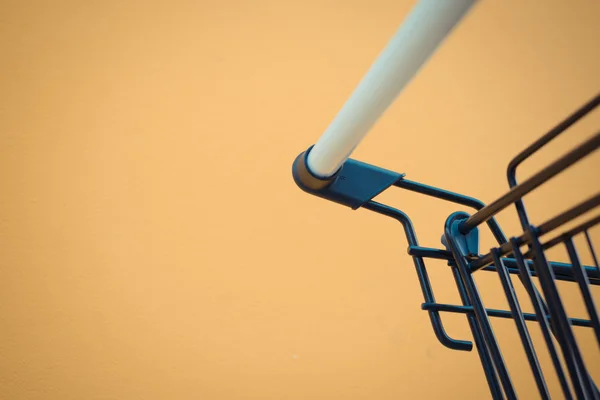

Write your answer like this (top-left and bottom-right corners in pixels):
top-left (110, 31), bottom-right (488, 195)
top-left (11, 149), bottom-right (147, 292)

top-left (421, 303), bottom-right (593, 327)
top-left (460, 132), bottom-right (600, 233)
top-left (507, 93), bottom-right (600, 189)
top-left (407, 246), bottom-right (600, 284)
top-left (470, 192), bottom-right (600, 271)
top-left (524, 214), bottom-right (600, 258)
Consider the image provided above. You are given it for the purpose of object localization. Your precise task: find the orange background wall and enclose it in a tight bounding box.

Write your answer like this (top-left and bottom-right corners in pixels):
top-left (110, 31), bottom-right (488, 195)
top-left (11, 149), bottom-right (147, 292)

top-left (1, 0), bottom-right (599, 399)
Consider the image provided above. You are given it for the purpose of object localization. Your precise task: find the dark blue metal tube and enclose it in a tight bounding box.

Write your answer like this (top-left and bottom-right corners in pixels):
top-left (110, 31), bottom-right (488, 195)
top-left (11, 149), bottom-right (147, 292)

top-left (529, 231), bottom-right (596, 399)
top-left (363, 200), bottom-right (473, 352)
top-left (564, 238), bottom-right (600, 345)
top-left (444, 212), bottom-right (517, 400)
top-left (510, 239), bottom-right (574, 400)
top-left (492, 248), bottom-right (550, 399)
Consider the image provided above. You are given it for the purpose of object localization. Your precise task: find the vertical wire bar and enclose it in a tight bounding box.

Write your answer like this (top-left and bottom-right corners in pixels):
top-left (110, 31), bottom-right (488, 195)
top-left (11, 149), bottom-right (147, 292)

top-left (529, 230), bottom-right (596, 399)
top-left (491, 249), bottom-right (550, 399)
top-left (450, 266), bottom-right (504, 399)
top-left (510, 238), bottom-right (574, 400)
top-left (455, 259), bottom-right (517, 399)
top-left (584, 230), bottom-right (600, 272)
top-left (563, 238), bottom-right (600, 345)
top-left (445, 217), bottom-right (517, 399)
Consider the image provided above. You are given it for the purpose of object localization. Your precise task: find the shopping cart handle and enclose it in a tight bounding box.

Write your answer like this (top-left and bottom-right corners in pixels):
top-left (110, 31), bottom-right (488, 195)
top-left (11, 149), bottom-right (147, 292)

top-left (292, 145), bottom-right (403, 210)
top-left (303, 0), bottom-right (477, 178)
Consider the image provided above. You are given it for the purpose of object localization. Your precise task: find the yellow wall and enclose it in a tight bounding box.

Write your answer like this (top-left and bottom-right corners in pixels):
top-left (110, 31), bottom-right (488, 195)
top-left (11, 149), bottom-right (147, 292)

top-left (1, 0), bottom-right (599, 398)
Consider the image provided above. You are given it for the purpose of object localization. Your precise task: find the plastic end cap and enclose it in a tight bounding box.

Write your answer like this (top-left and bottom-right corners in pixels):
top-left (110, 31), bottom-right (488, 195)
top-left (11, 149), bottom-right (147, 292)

top-left (292, 145), bottom-right (340, 191)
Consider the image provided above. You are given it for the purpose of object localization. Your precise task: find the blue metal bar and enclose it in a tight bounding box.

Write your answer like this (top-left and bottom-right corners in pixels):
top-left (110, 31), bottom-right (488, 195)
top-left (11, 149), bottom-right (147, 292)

top-left (445, 212), bottom-right (517, 400)
top-left (460, 132), bottom-right (600, 234)
top-left (510, 239), bottom-right (574, 400)
top-left (584, 230), bottom-right (600, 272)
top-left (470, 192), bottom-right (600, 272)
top-left (495, 258), bottom-right (600, 286)
top-left (507, 93), bottom-right (600, 230)
top-left (529, 231), bottom-right (597, 399)
top-left (449, 263), bottom-right (503, 399)
top-left (406, 246), bottom-right (600, 285)
top-left (507, 94), bottom-right (600, 188)
top-left (363, 200), bottom-right (473, 351)
top-left (394, 179), bottom-right (506, 245)
top-left (531, 214), bottom-right (600, 256)
top-left (492, 249), bottom-right (550, 399)
top-left (420, 303), bottom-right (592, 328)
top-left (564, 238), bottom-right (600, 345)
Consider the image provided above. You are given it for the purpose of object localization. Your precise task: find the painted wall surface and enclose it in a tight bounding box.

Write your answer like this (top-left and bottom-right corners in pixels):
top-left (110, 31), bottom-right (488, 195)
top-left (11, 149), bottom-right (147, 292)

top-left (1, 0), bottom-right (599, 398)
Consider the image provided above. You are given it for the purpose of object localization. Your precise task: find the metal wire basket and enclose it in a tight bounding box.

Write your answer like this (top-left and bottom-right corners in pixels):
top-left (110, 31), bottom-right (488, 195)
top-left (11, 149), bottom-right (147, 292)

top-left (292, 93), bottom-right (600, 399)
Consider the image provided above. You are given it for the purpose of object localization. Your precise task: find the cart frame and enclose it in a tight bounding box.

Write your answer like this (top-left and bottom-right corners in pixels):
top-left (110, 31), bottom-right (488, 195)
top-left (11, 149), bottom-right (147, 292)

top-left (292, 94), bottom-right (600, 399)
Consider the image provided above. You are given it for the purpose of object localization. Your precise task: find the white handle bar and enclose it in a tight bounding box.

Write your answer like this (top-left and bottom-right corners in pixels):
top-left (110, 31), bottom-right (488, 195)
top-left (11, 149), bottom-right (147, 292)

top-left (306, 0), bottom-right (477, 178)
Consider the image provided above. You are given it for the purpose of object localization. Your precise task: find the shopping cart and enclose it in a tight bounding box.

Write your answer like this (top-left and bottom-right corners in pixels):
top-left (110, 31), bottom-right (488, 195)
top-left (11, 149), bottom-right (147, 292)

top-left (291, 1), bottom-right (599, 398)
